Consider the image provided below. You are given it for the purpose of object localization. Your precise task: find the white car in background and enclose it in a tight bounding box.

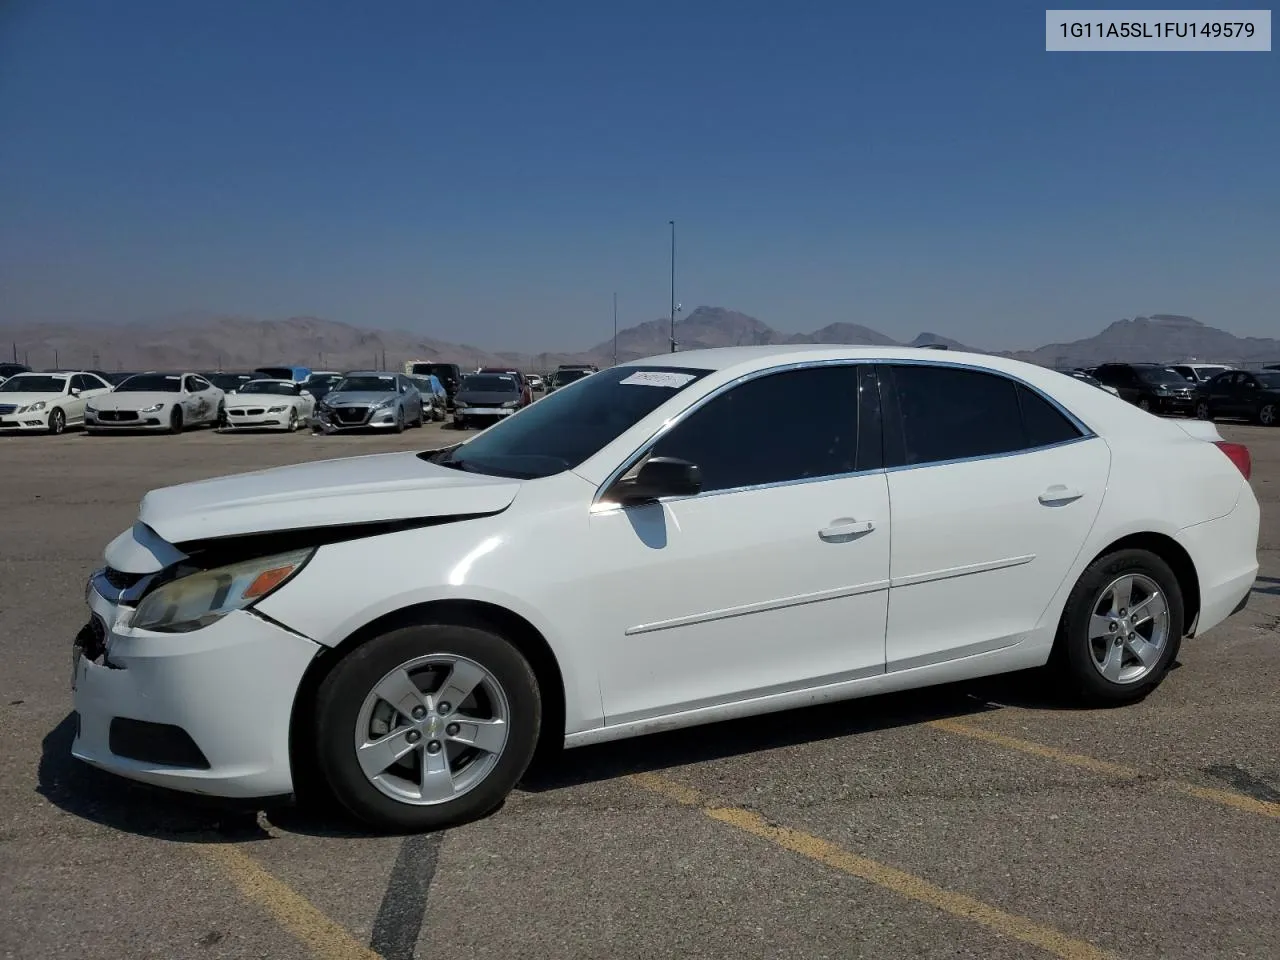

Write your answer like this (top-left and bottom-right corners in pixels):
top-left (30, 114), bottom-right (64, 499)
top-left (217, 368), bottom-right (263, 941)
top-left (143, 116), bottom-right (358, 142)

top-left (86, 372), bottom-right (224, 434)
top-left (220, 379), bottom-right (315, 431)
top-left (0, 371), bottom-right (113, 434)
top-left (72, 346), bottom-right (1259, 833)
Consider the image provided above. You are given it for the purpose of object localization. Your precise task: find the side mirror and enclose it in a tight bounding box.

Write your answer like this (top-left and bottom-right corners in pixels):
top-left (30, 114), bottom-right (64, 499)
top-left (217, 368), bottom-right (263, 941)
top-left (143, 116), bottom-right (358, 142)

top-left (613, 457), bottom-right (702, 505)
top-left (70, 387), bottom-right (82, 396)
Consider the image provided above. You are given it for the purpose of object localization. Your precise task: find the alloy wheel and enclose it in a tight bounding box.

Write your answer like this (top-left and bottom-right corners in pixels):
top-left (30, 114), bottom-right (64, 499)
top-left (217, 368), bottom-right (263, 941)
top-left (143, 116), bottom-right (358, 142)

top-left (353, 654), bottom-right (510, 806)
top-left (1195, 401), bottom-right (1211, 420)
top-left (1261, 404), bottom-right (1277, 427)
top-left (1087, 573), bottom-right (1169, 684)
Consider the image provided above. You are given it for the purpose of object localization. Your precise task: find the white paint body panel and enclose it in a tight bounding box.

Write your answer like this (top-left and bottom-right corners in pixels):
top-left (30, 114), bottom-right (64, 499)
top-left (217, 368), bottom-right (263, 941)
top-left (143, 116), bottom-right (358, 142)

top-left (885, 437), bottom-right (1111, 669)
top-left (76, 345), bottom-right (1260, 798)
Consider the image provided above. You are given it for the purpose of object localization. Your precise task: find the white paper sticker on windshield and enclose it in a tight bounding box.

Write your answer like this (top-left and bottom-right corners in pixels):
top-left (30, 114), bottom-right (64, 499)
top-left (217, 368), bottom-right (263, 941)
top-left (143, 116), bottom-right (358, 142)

top-left (619, 371), bottom-right (696, 388)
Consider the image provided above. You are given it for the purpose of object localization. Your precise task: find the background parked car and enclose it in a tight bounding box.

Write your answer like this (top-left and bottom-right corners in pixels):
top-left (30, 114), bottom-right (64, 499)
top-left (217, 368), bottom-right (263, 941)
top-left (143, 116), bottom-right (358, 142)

top-left (202, 371), bottom-right (255, 394)
top-left (302, 372), bottom-right (345, 402)
top-left (527, 374), bottom-right (545, 391)
top-left (405, 362), bottom-right (462, 408)
top-left (1195, 369), bottom-right (1280, 426)
top-left (1171, 362), bottom-right (1233, 385)
top-left (253, 365), bottom-right (312, 383)
top-left (0, 371), bottom-right (113, 434)
top-left (313, 371), bottom-right (423, 433)
top-left (1065, 370), bottom-right (1119, 396)
top-left (547, 366), bottom-right (594, 393)
top-left (220, 378), bottom-right (316, 431)
top-left (86, 372), bottom-right (224, 434)
top-left (1091, 362), bottom-right (1197, 415)
top-left (0, 362), bottom-right (30, 380)
top-left (408, 374), bottom-right (449, 421)
top-left (477, 367), bottom-right (534, 406)
top-left (452, 372), bottom-right (528, 428)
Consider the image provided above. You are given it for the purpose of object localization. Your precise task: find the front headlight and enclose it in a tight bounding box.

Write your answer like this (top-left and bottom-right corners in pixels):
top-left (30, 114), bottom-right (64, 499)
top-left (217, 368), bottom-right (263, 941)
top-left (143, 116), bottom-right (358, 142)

top-left (85, 404), bottom-right (97, 413)
top-left (501, 400), bottom-right (520, 408)
top-left (370, 400), bottom-right (390, 410)
top-left (129, 548), bottom-right (313, 633)
top-left (267, 405), bottom-right (287, 413)
top-left (21, 401), bottom-right (47, 413)
top-left (140, 402), bottom-right (164, 413)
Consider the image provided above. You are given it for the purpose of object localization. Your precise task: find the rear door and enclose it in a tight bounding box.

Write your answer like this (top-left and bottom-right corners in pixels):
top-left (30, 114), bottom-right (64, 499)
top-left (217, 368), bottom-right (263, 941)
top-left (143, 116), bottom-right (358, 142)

top-left (880, 363), bottom-right (1110, 670)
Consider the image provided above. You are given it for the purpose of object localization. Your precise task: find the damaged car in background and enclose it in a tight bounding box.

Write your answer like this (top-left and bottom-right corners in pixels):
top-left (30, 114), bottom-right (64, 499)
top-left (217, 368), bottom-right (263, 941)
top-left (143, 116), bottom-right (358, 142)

top-left (312, 371), bottom-right (424, 434)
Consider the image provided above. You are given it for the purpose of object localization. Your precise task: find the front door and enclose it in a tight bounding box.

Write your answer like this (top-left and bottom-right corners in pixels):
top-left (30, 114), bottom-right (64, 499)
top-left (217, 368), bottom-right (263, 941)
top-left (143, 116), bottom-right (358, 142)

top-left (583, 363), bottom-right (891, 725)
top-left (880, 363), bottom-right (1111, 670)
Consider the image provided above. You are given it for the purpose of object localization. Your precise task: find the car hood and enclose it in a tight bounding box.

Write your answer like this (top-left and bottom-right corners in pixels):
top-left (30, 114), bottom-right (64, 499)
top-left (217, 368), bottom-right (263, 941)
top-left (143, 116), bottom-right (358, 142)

top-left (0, 392), bottom-right (63, 406)
top-left (324, 391), bottom-right (397, 406)
top-left (92, 392), bottom-right (181, 410)
top-left (115, 451), bottom-right (521, 557)
top-left (457, 391), bottom-right (521, 405)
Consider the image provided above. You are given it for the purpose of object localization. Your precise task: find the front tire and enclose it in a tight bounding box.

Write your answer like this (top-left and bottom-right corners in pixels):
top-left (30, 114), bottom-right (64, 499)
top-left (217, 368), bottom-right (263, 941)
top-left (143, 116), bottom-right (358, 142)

top-left (287, 408), bottom-right (299, 431)
top-left (48, 408), bottom-right (66, 435)
top-left (1195, 400), bottom-right (1211, 421)
top-left (168, 408), bottom-right (184, 434)
top-left (312, 623), bottom-right (541, 832)
top-left (1053, 548), bottom-right (1184, 705)
top-left (1137, 397), bottom-right (1152, 412)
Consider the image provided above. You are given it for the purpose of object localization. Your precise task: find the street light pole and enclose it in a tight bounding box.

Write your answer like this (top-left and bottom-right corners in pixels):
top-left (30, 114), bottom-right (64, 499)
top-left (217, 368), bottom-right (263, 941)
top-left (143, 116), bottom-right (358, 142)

top-left (612, 292), bottom-right (618, 367)
top-left (668, 220), bottom-right (676, 353)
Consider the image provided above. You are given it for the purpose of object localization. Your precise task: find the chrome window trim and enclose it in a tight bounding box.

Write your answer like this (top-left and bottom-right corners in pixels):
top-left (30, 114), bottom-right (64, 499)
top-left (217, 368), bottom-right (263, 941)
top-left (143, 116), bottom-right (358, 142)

top-left (591, 355), bottom-right (1098, 509)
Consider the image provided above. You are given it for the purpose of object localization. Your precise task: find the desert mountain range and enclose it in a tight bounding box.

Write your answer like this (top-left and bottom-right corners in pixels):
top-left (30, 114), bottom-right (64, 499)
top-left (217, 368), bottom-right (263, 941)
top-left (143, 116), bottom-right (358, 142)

top-left (1, 308), bottom-right (1277, 374)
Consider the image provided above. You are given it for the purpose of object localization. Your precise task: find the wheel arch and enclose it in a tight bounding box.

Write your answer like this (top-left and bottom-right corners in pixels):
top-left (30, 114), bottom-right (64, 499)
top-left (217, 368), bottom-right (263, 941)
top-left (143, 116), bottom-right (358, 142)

top-left (288, 598), bottom-right (568, 794)
top-left (1083, 532), bottom-right (1201, 636)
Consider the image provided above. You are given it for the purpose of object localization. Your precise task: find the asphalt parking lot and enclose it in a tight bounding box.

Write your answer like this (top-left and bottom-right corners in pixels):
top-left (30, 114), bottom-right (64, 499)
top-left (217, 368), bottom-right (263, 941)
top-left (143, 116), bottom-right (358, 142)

top-left (1, 422), bottom-right (1277, 960)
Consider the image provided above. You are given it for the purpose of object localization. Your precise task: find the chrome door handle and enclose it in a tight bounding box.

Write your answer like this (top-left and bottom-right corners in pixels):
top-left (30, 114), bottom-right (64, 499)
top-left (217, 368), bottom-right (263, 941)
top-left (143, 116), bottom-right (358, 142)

top-left (1038, 485), bottom-right (1083, 505)
top-left (818, 518), bottom-right (875, 542)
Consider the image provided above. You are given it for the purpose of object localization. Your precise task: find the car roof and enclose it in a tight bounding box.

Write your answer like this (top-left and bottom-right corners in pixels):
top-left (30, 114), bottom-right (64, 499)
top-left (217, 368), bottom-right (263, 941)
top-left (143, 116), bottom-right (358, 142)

top-left (341, 370), bottom-right (397, 377)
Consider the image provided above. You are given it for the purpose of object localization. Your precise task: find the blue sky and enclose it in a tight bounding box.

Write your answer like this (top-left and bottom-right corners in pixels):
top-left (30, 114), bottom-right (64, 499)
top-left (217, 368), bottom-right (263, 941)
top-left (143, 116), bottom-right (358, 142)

top-left (1, 0), bottom-right (1276, 352)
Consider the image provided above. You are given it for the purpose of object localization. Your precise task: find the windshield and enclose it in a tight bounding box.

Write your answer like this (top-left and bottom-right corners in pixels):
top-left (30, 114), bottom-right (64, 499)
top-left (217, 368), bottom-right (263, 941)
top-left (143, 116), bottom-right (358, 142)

top-left (0, 375), bottom-right (66, 393)
top-left (239, 380), bottom-right (297, 396)
top-left (116, 374), bottom-right (183, 392)
top-left (1137, 367), bottom-right (1190, 385)
top-left (428, 366), bottom-right (711, 479)
top-left (334, 375), bottom-right (397, 393)
top-left (461, 375), bottom-right (519, 393)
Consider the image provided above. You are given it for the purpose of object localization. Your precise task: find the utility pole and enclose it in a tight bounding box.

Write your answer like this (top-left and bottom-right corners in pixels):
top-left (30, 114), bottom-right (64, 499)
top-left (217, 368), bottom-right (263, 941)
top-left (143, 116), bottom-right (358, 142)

top-left (668, 220), bottom-right (677, 353)
top-left (612, 292), bottom-right (618, 367)
top-left (54, 348), bottom-right (59, 368)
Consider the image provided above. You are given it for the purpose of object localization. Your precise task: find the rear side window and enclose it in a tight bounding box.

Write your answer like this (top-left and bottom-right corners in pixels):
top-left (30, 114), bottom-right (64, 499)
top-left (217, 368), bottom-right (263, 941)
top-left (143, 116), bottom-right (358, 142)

top-left (884, 365), bottom-right (1081, 467)
top-left (1017, 384), bottom-right (1081, 448)
top-left (650, 365), bottom-right (864, 492)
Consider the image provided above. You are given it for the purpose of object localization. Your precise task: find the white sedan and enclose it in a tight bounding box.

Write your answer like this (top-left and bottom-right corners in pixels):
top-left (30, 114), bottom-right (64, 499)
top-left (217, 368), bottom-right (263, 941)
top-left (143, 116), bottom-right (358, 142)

top-left (71, 346), bottom-right (1259, 832)
top-left (86, 372), bottom-right (223, 434)
top-left (219, 379), bottom-right (315, 431)
top-left (0, 371), bottom-right (114, 434)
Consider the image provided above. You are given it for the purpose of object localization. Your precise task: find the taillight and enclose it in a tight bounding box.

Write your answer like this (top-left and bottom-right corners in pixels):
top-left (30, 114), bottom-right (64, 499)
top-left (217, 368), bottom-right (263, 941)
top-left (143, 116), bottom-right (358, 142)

top-left (1213, 441), bottom-right (1252, 480)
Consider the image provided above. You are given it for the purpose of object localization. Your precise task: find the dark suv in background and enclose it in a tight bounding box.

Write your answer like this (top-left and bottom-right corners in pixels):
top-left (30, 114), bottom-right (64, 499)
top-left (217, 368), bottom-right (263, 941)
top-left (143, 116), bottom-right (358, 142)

top-left (1195, 369), bottom-right (1280, 427)
top-left (1091, 362), bottom-right (1197, 415)
top-left (406, 362), bottom-right (462, 408)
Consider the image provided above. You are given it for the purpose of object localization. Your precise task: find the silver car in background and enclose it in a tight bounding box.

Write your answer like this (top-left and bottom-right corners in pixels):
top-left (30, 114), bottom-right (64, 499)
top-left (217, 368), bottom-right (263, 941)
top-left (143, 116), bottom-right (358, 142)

top-left (312, 372), bottom-right (424, 433)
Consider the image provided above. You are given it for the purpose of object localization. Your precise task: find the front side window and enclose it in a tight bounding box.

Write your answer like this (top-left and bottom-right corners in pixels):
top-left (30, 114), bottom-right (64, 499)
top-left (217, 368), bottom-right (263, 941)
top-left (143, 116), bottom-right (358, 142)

top-left (646, 365), bottom-right (866, 493)
top-left (886, 364), bottom-right (1081, 467)
top-left (430, 365), bottom-right (711, 479)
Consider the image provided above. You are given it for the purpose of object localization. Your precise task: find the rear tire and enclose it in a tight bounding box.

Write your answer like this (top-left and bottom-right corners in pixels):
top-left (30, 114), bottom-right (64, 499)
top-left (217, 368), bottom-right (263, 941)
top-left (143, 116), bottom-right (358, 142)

top-left (312, 623), bottom-right (541, 832)
top-left (1052, 548), bottom-right (1184, 705)
top-left (1259, 403), bottom-right (1277, 427)
top-left (168, 408), bottom-right (183, 434)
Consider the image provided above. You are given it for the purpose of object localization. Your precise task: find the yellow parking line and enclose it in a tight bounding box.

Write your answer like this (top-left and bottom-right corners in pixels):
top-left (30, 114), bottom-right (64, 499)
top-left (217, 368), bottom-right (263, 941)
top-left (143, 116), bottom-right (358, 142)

top-left (930, 718), bottom-right (1280, 820)
top-left (628, 773), bottom-right (1116, 960)
top-left (202, 844), bottom-right (381, 960)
